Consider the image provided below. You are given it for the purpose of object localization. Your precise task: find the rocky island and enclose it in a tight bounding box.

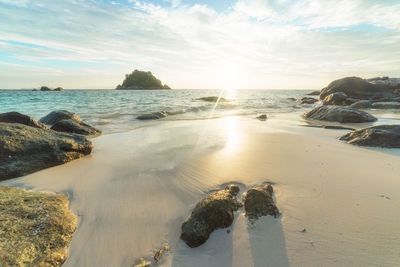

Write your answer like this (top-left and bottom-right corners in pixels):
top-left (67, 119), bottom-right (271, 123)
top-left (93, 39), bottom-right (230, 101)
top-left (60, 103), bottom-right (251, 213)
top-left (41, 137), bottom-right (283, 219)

top-left (116, 69), bottom-right (171, 90)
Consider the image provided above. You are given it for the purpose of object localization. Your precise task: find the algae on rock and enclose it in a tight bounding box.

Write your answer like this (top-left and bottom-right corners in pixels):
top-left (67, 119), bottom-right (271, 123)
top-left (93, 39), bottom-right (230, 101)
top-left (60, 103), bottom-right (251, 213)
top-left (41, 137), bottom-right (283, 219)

top-left (0, 186), bottom-right (77, 266)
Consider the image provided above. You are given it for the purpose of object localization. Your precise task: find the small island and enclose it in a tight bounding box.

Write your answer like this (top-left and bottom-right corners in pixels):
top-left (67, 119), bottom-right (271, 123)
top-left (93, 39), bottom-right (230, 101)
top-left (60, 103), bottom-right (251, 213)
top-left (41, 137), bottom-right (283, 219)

top-left (116, 69), bottom-right (171, 90)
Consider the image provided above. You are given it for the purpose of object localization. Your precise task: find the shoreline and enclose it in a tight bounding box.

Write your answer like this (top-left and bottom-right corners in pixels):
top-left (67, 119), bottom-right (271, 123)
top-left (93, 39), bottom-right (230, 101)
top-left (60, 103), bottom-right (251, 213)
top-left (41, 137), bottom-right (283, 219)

top-left (1, 115), bottom-right (400, 266)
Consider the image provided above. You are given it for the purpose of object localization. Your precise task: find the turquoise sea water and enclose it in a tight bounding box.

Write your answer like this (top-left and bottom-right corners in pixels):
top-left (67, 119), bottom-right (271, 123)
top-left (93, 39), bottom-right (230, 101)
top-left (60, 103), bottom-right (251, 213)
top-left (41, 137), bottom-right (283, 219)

top-left (0, 89), bottom-right (314, 133)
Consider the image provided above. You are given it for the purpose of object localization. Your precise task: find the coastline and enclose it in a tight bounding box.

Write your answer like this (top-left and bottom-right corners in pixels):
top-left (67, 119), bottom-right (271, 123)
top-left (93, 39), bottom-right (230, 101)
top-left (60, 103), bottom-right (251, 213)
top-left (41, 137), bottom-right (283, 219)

top-left (2, 114), bottom-right (400, 266)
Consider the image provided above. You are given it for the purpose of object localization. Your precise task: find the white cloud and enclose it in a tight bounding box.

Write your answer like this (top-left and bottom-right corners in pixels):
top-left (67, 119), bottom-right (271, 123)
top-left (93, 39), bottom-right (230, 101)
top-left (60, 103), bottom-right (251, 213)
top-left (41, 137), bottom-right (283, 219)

top-left (0, 0), bottom-right (399, 89)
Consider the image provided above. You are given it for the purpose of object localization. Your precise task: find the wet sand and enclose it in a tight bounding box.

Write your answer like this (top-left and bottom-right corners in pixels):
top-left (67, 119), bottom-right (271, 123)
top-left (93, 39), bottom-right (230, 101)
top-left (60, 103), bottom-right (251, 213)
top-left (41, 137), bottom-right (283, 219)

top-left (2, 115), bottom-right (400, 266)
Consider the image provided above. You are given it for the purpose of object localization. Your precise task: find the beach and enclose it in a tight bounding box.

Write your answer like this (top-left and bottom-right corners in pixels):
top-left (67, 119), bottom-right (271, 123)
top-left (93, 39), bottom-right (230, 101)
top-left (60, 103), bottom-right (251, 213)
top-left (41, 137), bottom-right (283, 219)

top-left (2, 112), bottom-right (400, 266)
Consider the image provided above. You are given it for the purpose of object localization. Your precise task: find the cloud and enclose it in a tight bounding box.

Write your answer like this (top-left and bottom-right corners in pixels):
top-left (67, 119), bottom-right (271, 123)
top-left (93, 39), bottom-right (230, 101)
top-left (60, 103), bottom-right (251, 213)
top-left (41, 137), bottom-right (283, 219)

top-left (0, 0), bottom-right (399, 89)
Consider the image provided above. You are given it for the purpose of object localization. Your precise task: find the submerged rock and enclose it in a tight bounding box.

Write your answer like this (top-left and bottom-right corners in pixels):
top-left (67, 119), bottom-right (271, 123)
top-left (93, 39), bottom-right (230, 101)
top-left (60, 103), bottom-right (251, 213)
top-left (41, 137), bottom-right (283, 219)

top-left (0, 112), bottom-right (48, 129)
top-left (40, 110), bottom-right (82, 125)
top-left (303, 106), bottom-right (377, 123)
top-left (180, 184), bottom-right (242, 248)
top-left (195, 96), bottom-right (229, 102)
top-left (51, 119), bottom-right (101, 136)
top-left (257, 114), bottom-right (268, 121)
top-left (340, 125), bottom-right (400, 148)
top-left (136, 111), bottom-right (168, 120)
top-left (350, 100), bottom-right (372, 109)
top-left (320, 77), bottom-right (395, 100)
top-left (301, 97), bottom-right (318, 105)
top-left (244, 184), bottom-right (279, 220)
top-left (0, 186), bottom-right (77, 266)
top-left (0, 123), bottom-right (92, 180)
top-left (371, 102), bottom-right (400, 109)
top-left (322, 92), bottom-right (347, 105)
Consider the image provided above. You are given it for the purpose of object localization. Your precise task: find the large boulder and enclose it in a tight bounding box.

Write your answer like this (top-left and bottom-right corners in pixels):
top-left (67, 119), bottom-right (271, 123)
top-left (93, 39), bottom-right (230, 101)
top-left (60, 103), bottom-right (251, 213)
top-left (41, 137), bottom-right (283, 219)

top-left (40, 110), bottom-right (82, 125)
top-left (303, 106), bottom-right (377, 123)
top-left (371, 102), bottom-right (400, 109)
top-left (322, 92), bottom-right (347, 105)
top-left (51, 119), bottom-right (101, 136)
top-left (300, 97), bottom-right (318, 105)
top-left (54, 87), bottom-right (64, 91)
top-left (0, 186), bottom-right (77, 266)
top-left (244, 184), bottom-right (279, 220)
top-left (0, 112), bottom-right (48, 129)
top-left (340, 125), bottom-right (400, 148)
top-left (320, 77), bottom-right (395, 100)
top-left (0, 123), bottom-right (92, 180)
top-left (350, 100), bottom-right (372, 109)
top-left (180, 184), bottom-right (242, 248)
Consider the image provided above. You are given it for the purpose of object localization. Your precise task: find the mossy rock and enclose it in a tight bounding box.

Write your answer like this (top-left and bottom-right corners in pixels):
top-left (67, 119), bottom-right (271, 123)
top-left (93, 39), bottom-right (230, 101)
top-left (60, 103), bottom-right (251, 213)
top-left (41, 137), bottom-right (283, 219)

top-left (0, 186), bottom-right (77, 266)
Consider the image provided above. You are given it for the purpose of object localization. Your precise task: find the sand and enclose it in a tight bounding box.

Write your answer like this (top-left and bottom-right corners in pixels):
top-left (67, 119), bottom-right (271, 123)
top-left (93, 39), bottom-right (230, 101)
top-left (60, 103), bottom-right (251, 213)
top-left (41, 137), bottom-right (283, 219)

top-left (2, 114), bottom-right (400, 266)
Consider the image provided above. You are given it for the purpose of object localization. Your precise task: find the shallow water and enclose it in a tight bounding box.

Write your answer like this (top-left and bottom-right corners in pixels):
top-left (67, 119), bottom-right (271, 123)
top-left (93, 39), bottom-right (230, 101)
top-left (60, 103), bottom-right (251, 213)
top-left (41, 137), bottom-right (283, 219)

top-left (0, 89), bottom-right (313, 133)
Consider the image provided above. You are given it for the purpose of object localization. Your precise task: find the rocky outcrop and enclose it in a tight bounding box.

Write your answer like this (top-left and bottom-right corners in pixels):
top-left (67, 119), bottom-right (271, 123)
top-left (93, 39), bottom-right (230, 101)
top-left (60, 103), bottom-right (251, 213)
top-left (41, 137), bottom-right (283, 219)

top-left (340, 125), bottom-right (400, 148)
top-left (371, 102), bottom-right (400, 109)
top-left (40, 86), bottom-right (52, 91)
top-left (0, 123), bottom-right (92, 180)
top-left (320, 77), bottom-right (395, 100)
top-left (0, 186), bottom-right (77, 266)
top-left (54, 87), bottom-right (64, 91)
top-left (350, 100), bottom-right (372, 109)
top-left (300, 97), bottom-right (318, 105)
top-left (307, 90), bottom-right (320, 96)
top-left (244, 184), bottom-right (279, 220)
top-left (180, 184), bottom-right (242, 248)
top-left (51, 119), bottom-right (101, 136)
top-left (40, 110), bottom-right (82, 125)
top-left (0, 112), bottom-right (48, 129)
top-left (303, 106), bottom-right (377, 123)
top-left (322, 92), bottom-right (347, 105)
top-left (195, 96), bottom-right (229, 102)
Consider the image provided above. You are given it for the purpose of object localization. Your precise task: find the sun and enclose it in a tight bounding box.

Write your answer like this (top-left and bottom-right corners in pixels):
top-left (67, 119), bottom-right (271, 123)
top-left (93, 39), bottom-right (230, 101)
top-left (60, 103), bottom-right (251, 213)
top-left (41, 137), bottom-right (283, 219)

top-left (216, 61), bottom-right (242, 90)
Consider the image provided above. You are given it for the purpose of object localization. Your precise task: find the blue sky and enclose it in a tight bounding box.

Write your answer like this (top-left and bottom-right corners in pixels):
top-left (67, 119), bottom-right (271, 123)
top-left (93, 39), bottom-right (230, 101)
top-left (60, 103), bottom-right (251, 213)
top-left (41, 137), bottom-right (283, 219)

top-left (0, 0), bottom-right (399, 89)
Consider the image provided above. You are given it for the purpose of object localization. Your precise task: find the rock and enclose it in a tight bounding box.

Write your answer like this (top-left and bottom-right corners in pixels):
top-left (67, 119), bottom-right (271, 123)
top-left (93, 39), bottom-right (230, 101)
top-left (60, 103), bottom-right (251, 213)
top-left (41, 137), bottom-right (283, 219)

top-left (344, 98), bottom-right (359, 105)
top-left (0, 112), bottom-right (48, 129)
top-left (301, 124), bottom-right (355, 131)
top-left (340, 125), bottom-right (400, 148)
top-left (136, 111), bottom-right (168, 120)
top-left (350, 100), bottom-right (372, 109)
top-left (320, 77), bottom-right (395, 100)
top-left (51, 119), bottom-right (101, 136)
top-left (287, 97), bottom-right (296, 101)
top-left (371, 102), bottom-right (400, 109)
top-left (40, 110), bottom-right (82, 126)
top-left (180, 184), bottom-right (242, 248)
top-left (257, 114), bottom-right (267, 121)
top-left (307, 90), bottom-right (320, 96)
top-left (40, 86), bottom-right (52, 91)
top-left (322, 92), bottom-right (348, 105)
top-left (0, 186), bottom-right (77, 266)
top-left (32, 88), bottom-right (38, 91)
top-left (301, 97), bottom-right (318, 105)
top-left (394, 89), bottom-right (400, 96)
top-left (54, 87), bottom-right (64, 91)
top-left (0, 123), bottom-right (92, 180)
top-left (244, 184), bottom-right (279, 220)
top-left (195, 96), bottom-right (229, 102)
top-left (303, 106), bottom-right (377, 123)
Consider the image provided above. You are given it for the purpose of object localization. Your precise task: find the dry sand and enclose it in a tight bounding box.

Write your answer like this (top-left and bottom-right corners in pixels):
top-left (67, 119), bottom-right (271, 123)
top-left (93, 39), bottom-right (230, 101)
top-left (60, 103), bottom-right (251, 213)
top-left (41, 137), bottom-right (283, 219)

top-left (2, 114), bottom-right (400, 266)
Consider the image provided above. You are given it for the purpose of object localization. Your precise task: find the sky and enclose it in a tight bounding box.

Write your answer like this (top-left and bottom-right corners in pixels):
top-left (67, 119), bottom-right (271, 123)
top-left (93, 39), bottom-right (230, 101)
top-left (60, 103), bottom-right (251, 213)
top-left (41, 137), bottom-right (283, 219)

top-left (0, 0), bottom-right (399, 89)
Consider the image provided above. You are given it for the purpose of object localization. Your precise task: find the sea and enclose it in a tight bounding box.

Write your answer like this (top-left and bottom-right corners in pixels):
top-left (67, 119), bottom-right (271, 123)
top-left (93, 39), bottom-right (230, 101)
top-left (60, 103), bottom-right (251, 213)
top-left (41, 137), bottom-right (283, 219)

top-left (1, 89), bottom-right (399, 134)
